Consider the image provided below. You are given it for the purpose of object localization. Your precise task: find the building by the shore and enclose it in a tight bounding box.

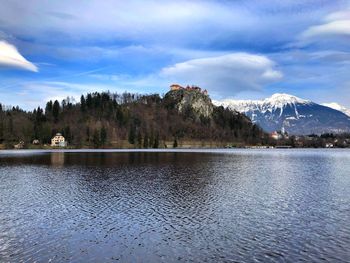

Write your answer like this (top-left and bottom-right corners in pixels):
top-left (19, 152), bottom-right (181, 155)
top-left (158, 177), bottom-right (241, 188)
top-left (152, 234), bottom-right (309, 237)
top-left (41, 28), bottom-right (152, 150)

top-left (51, 133), bottom-right (67, 147)
top-left (14, 141), bottom-right (25, 149)
top-left (270, 131), bottom-right (283, 140)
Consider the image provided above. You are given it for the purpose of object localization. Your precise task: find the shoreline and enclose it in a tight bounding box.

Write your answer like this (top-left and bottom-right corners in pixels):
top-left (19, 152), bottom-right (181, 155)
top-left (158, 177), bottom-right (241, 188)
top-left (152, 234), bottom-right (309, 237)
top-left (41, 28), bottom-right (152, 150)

top-left (0, 147), bottom-right (348, 154)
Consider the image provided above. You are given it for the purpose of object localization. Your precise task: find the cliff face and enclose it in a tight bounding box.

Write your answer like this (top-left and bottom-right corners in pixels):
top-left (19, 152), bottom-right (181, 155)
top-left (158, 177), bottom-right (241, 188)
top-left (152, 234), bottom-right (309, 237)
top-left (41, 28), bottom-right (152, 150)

top-left (163, 89), bottom-right (213, 119)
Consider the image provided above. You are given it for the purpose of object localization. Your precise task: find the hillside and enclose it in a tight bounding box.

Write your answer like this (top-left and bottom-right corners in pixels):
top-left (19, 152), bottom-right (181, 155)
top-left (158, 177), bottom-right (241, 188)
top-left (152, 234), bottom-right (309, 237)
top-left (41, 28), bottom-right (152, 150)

top-left (0, 90), bottom-right (267, 149)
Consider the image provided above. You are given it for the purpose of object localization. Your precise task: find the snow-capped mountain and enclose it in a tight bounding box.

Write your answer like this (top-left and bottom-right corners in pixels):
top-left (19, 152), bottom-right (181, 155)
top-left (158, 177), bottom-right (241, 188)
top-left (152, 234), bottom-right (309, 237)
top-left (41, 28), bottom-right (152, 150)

top-left (214, 93), bottom-right (350, 135)
top-left (322, 102), bottom-right (350, 117)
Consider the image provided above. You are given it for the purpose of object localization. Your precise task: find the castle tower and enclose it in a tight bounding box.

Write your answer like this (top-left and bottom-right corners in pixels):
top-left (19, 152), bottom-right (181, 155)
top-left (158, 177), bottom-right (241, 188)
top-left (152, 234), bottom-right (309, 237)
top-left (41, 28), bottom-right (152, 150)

top-left (170, 84), bottom-right (183, 91)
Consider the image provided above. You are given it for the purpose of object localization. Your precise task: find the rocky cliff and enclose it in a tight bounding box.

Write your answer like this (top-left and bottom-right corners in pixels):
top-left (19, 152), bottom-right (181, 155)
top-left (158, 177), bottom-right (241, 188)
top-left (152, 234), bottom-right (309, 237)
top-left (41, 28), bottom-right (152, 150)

top-left (163, 89), bottom-right (213, 120)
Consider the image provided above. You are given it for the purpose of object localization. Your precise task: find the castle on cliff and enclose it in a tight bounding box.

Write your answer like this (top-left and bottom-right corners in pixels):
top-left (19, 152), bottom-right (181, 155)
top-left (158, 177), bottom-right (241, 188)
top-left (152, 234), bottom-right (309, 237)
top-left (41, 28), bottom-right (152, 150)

top-left (170, 84), bottom-right (208, 95)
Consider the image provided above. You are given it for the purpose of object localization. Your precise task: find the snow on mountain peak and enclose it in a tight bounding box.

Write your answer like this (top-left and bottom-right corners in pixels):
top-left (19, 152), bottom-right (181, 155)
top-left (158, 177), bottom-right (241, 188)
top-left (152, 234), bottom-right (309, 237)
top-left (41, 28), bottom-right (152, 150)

top-left (214, 93), bottom-right (311, 112)
top-left (214, 94), bottom-right (350, 134)
top-left (322, 102), bottom-right (350, 117)
top-left (265, 93), bottom-right (310, 105)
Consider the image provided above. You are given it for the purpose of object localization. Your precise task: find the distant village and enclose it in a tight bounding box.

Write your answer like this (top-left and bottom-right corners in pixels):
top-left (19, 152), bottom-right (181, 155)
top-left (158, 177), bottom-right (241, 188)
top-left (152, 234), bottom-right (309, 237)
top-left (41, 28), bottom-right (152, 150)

top-left (267, 127), bottom-right (350, 148)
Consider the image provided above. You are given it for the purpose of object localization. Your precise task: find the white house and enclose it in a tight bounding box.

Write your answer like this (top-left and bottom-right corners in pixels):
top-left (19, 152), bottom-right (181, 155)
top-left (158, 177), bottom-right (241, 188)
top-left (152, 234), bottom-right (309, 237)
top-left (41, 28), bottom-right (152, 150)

top-left (325, 143), bottom-right (334, 148)
top-left (270, 131), bottom-right (283, 140)
top-left (51, 133), bottom-right (67, 147)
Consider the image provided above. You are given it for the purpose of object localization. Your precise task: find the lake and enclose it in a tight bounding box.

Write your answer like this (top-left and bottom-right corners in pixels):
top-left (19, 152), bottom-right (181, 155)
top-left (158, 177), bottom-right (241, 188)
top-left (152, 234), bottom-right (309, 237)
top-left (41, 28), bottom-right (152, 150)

top-left (0, 149), bottom-right (349, 262)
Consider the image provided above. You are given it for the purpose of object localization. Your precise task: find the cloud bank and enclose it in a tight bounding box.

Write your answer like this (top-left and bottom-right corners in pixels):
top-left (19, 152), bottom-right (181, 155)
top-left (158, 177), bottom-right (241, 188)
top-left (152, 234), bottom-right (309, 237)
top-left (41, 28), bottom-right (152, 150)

top-left (161, 53), bottom-right (283, 97)
top-left (0, 41), bottom-right (38, 72)
top-left (301, 9), bottom-right (350, 41)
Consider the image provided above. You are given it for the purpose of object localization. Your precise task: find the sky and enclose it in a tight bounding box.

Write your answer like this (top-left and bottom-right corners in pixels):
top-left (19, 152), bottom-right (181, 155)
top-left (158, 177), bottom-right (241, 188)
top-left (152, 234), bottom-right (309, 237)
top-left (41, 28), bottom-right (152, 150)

top-left (0, 0), bottom-right (350, 110)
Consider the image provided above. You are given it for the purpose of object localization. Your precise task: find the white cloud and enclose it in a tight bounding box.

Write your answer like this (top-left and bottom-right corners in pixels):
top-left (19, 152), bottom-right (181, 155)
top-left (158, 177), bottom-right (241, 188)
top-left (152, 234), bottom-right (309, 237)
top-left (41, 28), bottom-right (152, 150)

top-left (325, 10), bottom-right (350, 21)
top-left (302, 20), bottom-right (350, 39)
top-left (160, 53), bottom-right (283, 97)
top-left (300, 10), bottom-right (350, 40)
top-left (0, 41), bottom-right (38, 72)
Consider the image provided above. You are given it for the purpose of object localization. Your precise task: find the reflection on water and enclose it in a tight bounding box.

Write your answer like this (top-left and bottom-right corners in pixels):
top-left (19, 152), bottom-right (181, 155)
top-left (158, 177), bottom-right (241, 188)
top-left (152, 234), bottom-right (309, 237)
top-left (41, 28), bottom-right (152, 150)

top-left (51, 152), bottom-right (65, 167)
top-left (0, 149), bottom-right (350, 262)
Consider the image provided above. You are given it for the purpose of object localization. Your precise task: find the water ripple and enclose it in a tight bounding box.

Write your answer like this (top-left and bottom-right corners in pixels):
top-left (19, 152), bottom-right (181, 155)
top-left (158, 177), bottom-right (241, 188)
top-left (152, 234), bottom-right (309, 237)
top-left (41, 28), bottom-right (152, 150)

top-left (0, 150), bottom-right (350, 262)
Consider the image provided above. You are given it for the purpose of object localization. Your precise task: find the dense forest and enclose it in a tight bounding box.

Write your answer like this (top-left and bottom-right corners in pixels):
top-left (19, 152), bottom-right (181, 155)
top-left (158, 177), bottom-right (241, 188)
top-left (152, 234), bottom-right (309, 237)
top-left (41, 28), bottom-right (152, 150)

top-left (0, 90), bottom-right (268, 149)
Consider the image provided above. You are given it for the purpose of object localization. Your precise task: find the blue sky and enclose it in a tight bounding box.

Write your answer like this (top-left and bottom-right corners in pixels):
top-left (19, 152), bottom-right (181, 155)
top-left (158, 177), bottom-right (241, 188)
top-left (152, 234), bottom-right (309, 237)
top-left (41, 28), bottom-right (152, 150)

top-left (0, 0), bottom-right (350, 109)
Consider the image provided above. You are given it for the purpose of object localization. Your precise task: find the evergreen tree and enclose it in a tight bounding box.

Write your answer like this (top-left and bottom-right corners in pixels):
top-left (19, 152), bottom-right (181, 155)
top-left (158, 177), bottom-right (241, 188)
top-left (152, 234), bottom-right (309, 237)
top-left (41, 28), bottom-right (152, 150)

top-left (128, 125), bottom-right (135, 144)
top-left (93, 129), bottom-right (100, 148)
top-left (100, 127), bottom-right (107, 146)
top-left (149, 130), bottom-right (154, 148)
top-left (137, 130), bottom-right (142, 148)
top-left (52, 100), bottom-right (60, 122)
top-left (173, 137), bottom-right (178, 148)
top-left (153, 132), bottom-right (159, 148)
top-left (116, 107), bottom-right (124, 125)
top-left (45, 100), bottom-right (53, 115)
top-left (0, 121), bottom-right (3, 143)
top-left (86, 94), bottom-right (93, 109)
top-left (8, 116), bottom-right (13, 135)
top-left (86, 126), bottom-right (90, 142)
top-left (41, 123), bottom-right (51, 144)
top-left (143, 132), bottom-right (149, 148)
top-left (80, 95), bottom-right (86, 112)
top-left (64, 126), bottom-right (72, 143)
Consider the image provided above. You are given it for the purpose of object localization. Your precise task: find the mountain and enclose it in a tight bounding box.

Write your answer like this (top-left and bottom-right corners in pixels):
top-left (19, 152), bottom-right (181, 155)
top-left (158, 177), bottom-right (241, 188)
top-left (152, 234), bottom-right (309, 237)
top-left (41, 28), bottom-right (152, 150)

top-left (214, 93), bottom-right (350, 135)
top-left (321, 102), bottom-right (350, 117)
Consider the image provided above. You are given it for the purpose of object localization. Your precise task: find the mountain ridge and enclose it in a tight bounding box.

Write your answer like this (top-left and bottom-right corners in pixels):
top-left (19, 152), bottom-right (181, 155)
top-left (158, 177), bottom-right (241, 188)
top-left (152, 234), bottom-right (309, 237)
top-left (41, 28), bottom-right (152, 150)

top-left (214, 93), bottom-right (350, 135)
top-left (321, 102), bottom-right (350, 117)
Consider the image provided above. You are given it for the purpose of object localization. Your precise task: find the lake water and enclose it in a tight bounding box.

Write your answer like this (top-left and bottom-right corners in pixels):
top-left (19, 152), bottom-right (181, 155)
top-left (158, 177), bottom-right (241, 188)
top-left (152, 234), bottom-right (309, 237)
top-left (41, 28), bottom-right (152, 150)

top-left (0, 149), bottom-right (350, 262)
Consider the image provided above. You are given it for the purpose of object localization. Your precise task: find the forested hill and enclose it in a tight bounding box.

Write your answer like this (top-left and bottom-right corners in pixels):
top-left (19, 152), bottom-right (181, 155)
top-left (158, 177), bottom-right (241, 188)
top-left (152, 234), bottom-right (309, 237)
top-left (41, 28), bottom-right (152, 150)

top-left (0, 89), bottom-right (268, 148)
